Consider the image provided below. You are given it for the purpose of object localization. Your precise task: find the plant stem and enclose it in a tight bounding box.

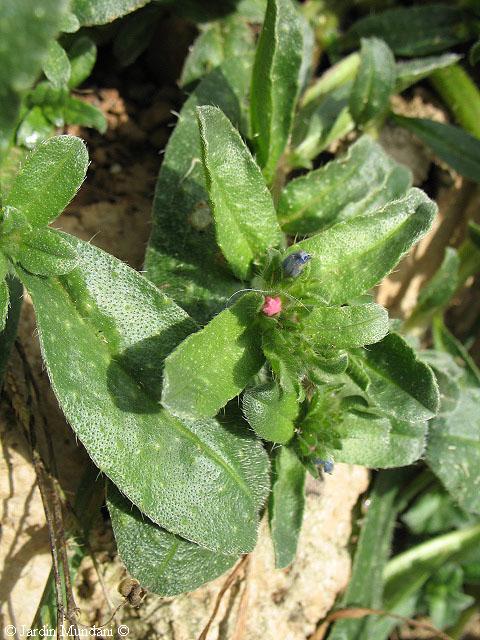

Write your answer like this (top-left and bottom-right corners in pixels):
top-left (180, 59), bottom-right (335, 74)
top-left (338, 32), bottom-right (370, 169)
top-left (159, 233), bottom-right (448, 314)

top-left (301, 52), bottom-right (359, 107)
top-left (429, 65), bottom-right (480, 138)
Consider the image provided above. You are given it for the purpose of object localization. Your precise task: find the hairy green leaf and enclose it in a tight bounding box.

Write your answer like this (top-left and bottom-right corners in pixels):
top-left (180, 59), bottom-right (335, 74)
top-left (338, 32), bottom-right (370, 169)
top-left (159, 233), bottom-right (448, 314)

top-left (197, 106), bottom-right (281, 280)
top-left (243, 380), bottom-right (297, 443)
top-left (59, 12), bottom-right (80, 33)
top-left (145, 61), bottom-right (253, 323)
top-left (162, 293), bottom-right (263, 419)
top-left (279, 135), bottom-right (411, 234)
top-left (395, 53), bottom-right (462, 93)
top-left (393, 115), bottom-right (480, 184)
top-left (344, 5), bottom-right (472, 57)
top-left (420, 351), bottom-right (463, 416)
top-left (68, 36), bottom-right (97, 89)
top-left (349, 38), bottom-right (395, 126)
top-left (268, 446), bottom-right (305, 568)
top-left (19, 236), bottom-right (269, 554)
top-left (412, 247), bottom-right (459, 321)
top-left (427, 388), bottom-right (480, 515)
top-left (107, 483), bottom-right (237, 596)
top-left (250, 0), bottom-right (303, 182)
top-left (17, 227), bottom-right (78, 276)
top-left (285, 188), bottom-right (437, 304)
top-left (432, 319), bottom-right (480, 389)
top-left (43, 41), bottom-right (71, 88)
top-left (5, 135), bottom-right (88, 227)
top-left (16, 107), bottom-right (53, 149)
top-left (180, 15), bottom-right (254, 88)
top-left (358, 332), bottom-right (440, 423)
top-left (302, 303), bottom-right (388, 350)
top-left (72, 0), bottom-right (151, 25)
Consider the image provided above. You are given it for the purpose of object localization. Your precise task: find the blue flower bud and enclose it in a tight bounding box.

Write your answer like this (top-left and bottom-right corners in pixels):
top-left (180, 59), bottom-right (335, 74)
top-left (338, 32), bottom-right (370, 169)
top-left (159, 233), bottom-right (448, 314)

top-left (282, 250), bottom-right (312, 278)
top-left (314, 458), bottom-right (334, 474)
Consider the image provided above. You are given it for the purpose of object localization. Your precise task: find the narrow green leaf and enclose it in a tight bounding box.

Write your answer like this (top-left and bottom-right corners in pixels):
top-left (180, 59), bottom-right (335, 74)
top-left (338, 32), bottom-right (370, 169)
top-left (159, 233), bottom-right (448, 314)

top-left (285, 188), bottom-right (437, 305)
top-left (197, 105), bottom-right (281, 280)
top-left (395, 53), bottom-right (462, 93)
top-left (107, 483), bottom-right (237, 596)
top-left (145, 61), bottom-right (254, 323)
top-left (359, 332), bottom-right (440, 423)
top-left (334, 412), bottom-right (427, 468)
top-left (344, 5), bottom-right (472, 57)
top-left (162, 293), bottom-right (264, 419)
top-left (393, 115), bottom-right (480, 184)
top-left (243, 380), bottom-right (297, 443)
top-left (250, 0), bottom-right (303, 182)
top-left (180, 16), bottom-right (254, 88)
top-left (17, 227), bottom-right (78, 276)
top-left (0, 280), bottom-right (9, 332)
top-left (63, 97), bottom-right (107, 133)
top-left (268, 446), bottom-right (305, 569)
top-left (0, 0), bottom-right (69, 152)
top-left (432, 319), bottom-right (480, 389)
top-left (412, 247), bottom-right (460, 320)
top-left (279, 135), bottom-right (411, 234)
top-left (303, 303), bottom-right (388, 350)
top-left (19, 236), bottom-right (268, 554)
top-left (5, 135), bottom-right (88, 227)
top-left (72, 0), bottom-right (151, 25)
top-left (43, 41), bottom-right (71, 88)
top-left (427, 388), bottom-right (480, 515)
top-left (68, 36), bottom-right (97, 89)
top-left (349, 38), bottom-right (396, 127)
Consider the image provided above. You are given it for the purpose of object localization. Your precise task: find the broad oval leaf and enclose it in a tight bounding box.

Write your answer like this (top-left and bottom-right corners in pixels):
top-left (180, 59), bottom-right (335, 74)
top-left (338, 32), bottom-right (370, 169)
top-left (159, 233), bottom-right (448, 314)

top-left (145, 61), bottom-right (254, 323)
top-left (250, 0), bottom-right (304, 182)
top-left (19, 236), bottom-right (269, 554)
top-left (162, 293), bottom-right (264, 419)
top-left (285, 188), bottom-right (437, 304)
top-left (107, 483), bottom-right (237, 596)
top-left (279, 135), bottom-right (411, 234)
top-left (243, 380), bottom-right (297, 443)
top-left (17, 227), bottom-right (78, 276)
top-left (427, 388), bottom-right (480, 515)
top-left (5, 135), bottom-right (88, 227)
top-left (43, 41), bottom-right (71, 88)
top-left (349, 38), bottom-right (396, 127)
top-left (197, 105), bottom-right (282, 280)
top-left (72, 0), bottom-right (151, 25)
top-left (302, 303), bottom-right (388, 349)
top-left (268, 446), bottom-right (305, 568)
top-left (358, 332), bottom-right (440, 423)
top-left (393, 115), bottom-right (480, 185)
top-left (344, 5), bottom-right (472, 57)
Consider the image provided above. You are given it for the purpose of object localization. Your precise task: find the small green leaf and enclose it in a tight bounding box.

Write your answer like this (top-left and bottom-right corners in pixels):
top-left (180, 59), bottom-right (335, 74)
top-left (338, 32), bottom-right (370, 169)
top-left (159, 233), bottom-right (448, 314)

top-left (412, 247), bottom-right (460, 320)
top-left (107, 483), bottom-right (237, 596)
top-left (285, 188), bottom-right (437, 305)
top-left (334, 412), bottom-right (427, 468)
top-left (19, 236), bottom-right (268, 553)
top-left (393, 115), bottom-right (480, 185)
top-left (17, 228), bottom-right (78, 276)
top-left (197, 105), bottom-right (282, 280)
top-left (16, 107), bottom-right (53, 149)
top-left (112, 4), bottom-right (162, 68)
top-left (303, 303), bottom-right (388, 350)
top-left (268, 446), bottom-right (305, 569)
top-left (72, 0), bottom-right (151, 25)
top-left (358, 332), bottom-right (440, 423)
top-left (420, 351), bottom-right (463, 416)
top-left (68, 36), bottom-right (97, 89)
top-left (43, 41), bottom-right (71, 88)
top-left (395, 53), bottom-right (462, 93)
top-left (427, 387), bottom-right (480, 515)
top-left (344, 5), bottom-right (472, 57)
top-left (250, 0), bottom-right (304, 182)
top-left (59, 12), bottom-right (80, 32)
top-left (180, 16), bottom-right (253, 88)
top-left (349, 38), bottom-right (396, 127)
top-left (243, 380), bottom-right (297, 443)
top-left (5, 135), bottom-right (88, 227)
top-left (279, 135), bottom-right (412, 234)
top-left (63, 97), bottom-right (107, 133)
top-left (433, 319), bottom-right (480, 389)
top-left (0, 280), bottom-right (9, 332)
top-left (162, 293), bottom-right (264, 418)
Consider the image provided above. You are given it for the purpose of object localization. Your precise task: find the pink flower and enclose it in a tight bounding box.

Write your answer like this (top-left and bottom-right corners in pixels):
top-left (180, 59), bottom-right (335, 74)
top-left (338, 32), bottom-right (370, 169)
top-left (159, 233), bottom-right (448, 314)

top-left (262, 296), bottom-right (282, 316)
